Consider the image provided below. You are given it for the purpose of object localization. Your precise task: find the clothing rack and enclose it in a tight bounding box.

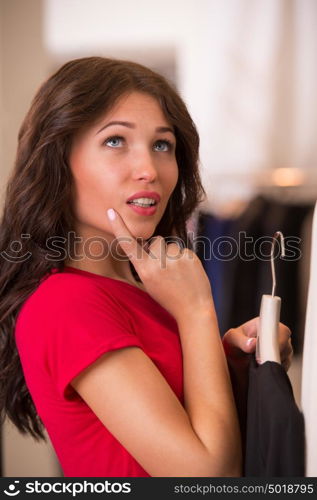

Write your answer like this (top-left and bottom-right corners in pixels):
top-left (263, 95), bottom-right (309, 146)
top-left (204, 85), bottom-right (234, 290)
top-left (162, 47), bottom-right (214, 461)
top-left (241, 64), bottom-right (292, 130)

top-left (195, 193), bottom-right (314, 354)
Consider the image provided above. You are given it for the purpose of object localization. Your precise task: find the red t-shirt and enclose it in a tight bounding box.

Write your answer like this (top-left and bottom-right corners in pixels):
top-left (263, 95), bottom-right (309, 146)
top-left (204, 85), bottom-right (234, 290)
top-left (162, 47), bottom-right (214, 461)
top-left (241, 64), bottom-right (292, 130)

top-left (15, 266), bottom-right (183, 477)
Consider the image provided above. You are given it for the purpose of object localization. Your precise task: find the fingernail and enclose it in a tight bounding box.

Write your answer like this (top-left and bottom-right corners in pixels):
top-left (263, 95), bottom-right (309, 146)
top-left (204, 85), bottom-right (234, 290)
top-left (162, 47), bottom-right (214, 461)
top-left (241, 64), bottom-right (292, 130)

top-left (107, 208), bottom-right (116, 221)
top-left (247, 338), bottom-right (256, 346)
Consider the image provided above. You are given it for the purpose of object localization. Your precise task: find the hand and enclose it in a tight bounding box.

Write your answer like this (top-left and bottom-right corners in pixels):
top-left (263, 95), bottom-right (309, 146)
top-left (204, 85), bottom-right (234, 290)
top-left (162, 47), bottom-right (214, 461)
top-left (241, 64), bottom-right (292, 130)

top-left (107, 209), bottom-right (215, 324)
top-left (222, 317), bottom-right (293, 372)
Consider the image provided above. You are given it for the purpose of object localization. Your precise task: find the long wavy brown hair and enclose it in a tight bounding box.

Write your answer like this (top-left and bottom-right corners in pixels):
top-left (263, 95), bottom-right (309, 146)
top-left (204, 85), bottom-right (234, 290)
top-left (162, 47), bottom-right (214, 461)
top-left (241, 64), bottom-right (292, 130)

top-left (0, 56), bottom-right (205, 440)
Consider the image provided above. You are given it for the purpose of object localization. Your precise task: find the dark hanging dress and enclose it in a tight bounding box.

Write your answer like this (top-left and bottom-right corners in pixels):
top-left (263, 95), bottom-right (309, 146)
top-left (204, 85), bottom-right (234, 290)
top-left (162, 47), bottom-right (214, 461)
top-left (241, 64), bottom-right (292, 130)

top-left (244, 356), bottom-right (305, 476)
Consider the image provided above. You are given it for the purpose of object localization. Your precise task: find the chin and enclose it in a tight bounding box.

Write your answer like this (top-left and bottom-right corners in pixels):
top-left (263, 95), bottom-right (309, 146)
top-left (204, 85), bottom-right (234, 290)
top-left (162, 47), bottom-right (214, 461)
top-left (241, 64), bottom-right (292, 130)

top-left (130, 227), bottom-right (156, 241)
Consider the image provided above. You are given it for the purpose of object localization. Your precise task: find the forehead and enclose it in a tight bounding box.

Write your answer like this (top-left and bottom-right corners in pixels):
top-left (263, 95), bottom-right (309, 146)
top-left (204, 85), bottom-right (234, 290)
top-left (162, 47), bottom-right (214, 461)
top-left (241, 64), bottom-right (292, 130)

top-left (95, 91), bottom-right (171, 126)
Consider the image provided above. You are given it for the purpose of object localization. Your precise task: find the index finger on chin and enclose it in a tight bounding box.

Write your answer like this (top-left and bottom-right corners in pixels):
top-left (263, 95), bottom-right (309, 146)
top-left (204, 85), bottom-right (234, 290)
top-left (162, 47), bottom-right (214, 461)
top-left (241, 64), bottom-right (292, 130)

top-left (107, 208), bottom-right (148, 269)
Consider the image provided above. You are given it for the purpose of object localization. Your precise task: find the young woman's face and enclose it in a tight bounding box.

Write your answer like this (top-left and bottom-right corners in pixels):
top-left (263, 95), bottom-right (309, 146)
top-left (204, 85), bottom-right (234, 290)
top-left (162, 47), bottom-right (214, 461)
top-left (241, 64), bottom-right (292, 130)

top-left (69, 91), bottom-right (179, 241)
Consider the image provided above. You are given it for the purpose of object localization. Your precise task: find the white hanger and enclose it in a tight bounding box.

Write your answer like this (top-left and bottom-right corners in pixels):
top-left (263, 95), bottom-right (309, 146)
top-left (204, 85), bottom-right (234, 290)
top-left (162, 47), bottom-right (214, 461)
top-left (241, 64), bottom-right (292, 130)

top-left (256, 231), bottom-right (285, 365)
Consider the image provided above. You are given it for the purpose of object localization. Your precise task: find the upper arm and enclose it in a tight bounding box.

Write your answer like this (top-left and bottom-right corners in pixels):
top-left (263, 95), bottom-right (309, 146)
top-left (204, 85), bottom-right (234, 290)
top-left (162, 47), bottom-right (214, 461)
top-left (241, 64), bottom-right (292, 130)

top-left (71, 346), bottom-right (217, 477)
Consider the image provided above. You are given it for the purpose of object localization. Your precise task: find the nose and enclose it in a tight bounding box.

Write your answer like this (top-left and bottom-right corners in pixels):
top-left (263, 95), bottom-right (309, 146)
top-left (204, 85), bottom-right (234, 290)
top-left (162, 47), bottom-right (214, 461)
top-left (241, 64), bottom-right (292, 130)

top-left (131, 148), bottom-right (158, 182)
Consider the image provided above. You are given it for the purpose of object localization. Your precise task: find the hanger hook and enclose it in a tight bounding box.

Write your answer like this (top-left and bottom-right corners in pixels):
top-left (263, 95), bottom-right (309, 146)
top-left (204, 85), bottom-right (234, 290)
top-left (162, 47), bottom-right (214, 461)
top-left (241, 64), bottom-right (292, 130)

top-left (271, 231), bottom-right (285, 297)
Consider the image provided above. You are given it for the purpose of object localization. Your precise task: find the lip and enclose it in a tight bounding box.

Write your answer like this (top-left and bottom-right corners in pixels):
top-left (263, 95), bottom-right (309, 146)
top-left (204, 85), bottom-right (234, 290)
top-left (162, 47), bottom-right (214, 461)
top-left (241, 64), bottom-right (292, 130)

top-left (127, 204), bottom-right (158, 216)
top-left (126, 191), bottom-right (161, 203)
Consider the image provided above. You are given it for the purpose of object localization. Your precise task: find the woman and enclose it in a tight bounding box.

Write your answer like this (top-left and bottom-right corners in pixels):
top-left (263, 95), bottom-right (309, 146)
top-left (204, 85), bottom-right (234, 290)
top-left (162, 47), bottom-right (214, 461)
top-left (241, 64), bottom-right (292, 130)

top-left (0, 57), bottom-right (292, 477)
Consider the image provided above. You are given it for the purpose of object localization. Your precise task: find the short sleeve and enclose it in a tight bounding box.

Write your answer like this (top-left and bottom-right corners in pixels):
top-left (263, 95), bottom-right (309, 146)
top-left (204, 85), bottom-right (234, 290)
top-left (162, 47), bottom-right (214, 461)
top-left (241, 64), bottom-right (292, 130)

top-left (45, 277), bottom-right (143, 399)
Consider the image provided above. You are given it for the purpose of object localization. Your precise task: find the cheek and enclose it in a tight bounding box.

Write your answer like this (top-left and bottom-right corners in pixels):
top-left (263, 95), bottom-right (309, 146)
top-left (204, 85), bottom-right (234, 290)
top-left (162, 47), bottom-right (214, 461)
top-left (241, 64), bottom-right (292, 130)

top-left (71, 166), bottom-right (119, 228)
top-left (165, 161), bottom-right (179, 196)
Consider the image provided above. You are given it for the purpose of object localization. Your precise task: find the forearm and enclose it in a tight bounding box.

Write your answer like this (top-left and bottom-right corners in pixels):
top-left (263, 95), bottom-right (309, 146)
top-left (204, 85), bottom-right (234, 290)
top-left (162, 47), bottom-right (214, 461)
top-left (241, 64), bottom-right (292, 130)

top-left (177, 308), bottom-right (242, 476)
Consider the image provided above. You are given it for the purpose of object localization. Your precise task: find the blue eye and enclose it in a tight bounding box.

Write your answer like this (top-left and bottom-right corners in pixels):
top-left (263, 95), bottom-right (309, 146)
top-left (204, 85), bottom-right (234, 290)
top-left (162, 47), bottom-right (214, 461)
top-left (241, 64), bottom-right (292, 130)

top-left (104, 136), bottom-right (124, 148)
top-left (154, 140), bottom-right (173, 152)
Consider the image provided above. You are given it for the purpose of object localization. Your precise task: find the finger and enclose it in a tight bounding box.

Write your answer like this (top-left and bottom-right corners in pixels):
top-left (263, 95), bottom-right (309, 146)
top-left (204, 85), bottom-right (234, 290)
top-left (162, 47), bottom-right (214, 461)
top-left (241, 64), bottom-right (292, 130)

top-left (281, 339), bottom-right (293, 371)
top-left (147, 236), bottom-right (166, 257)
top-left (282, 346), bottom-right (293, 371)
top-left (166, 242), bottom-right (183, 259)
top-left (278, 323), bottom-right (292, 354)
top-left (239, 317), bottom-right (259, 339)
top-left (147, 236), bottom-right (167, 268)
top-left (223, 326), bottom-right (257, 354)
top-left (107, 208), bottom-right (148, 269)
top-left (280, 336), bottom-right (293, 362)
top-left (278, 323), bottom-right (292, 343)
top-left (282, 359), bottom-right (291, 372)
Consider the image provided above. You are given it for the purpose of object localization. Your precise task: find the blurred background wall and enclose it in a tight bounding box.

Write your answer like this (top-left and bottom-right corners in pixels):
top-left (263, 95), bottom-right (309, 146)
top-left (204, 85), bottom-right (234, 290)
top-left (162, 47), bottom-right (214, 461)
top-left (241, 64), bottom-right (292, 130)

top-left (1, 0), bottom-right (317, 476)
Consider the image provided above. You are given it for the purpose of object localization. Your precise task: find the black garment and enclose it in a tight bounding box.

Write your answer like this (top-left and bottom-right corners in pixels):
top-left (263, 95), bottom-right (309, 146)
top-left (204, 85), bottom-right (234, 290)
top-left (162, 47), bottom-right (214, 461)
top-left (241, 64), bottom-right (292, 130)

top-left (244, 356), bottom-right (305, 477)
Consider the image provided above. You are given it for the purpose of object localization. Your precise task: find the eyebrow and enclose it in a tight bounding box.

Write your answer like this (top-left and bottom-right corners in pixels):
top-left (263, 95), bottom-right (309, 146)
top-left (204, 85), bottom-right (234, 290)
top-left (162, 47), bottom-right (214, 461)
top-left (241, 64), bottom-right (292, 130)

top-left (96, 120), bottom-right (175, 136)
